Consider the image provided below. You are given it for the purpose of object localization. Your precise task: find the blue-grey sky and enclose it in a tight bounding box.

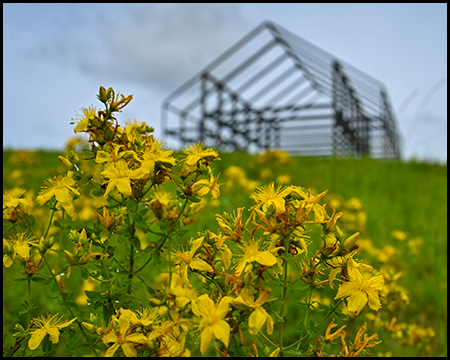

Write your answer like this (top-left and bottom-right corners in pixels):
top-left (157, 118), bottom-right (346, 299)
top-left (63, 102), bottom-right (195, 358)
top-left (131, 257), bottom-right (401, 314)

top-left (3, 3), bottom-right (447, 163)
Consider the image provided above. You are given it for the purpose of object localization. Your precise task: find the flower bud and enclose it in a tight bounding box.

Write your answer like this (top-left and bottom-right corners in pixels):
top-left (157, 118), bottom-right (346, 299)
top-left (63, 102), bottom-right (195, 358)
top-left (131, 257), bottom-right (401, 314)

top-left (98, 86), bottom-right (113, 103)
top-left (64, 250), bottom-right (77, 265)
top-left (58, 156), bottom-right (73, 170)
top-left (38, 236), bottom-right (55, 254)
top-left (342, 232), bottom-right (360, 253)
top-left (79, 228), bottom-right (88, 245)
top-left (82, 322), bottom-right (97, 334)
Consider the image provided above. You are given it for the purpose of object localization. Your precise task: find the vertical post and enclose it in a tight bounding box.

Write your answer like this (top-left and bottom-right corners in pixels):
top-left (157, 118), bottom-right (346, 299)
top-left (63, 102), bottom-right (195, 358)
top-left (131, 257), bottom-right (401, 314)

top-left (200, 72), bottom-right (208, 144)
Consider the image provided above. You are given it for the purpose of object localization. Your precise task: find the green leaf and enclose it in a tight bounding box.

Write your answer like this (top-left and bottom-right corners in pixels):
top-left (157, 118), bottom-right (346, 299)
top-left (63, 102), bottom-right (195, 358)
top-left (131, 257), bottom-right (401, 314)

top-left (92, 188), bottom-right (105, 197)
top-left (134, 213), bottom-right (150, 233)
top-left (291, 281), bottom-right (311, 291)
top-left (85, 290), bottom-right (104, 301)
top-left (334, 309), bottom-right (348, 319)
top-left (80, 266), bottom-right (90, 280)
top-left (187, 195), bottom-right (202, 203)
top-left (228, 334), bottom-right (248, 357)
top-left (42, 335), bottom-right (53, 353)
top-left (31, 275), bottom-right (52, 285)
top-left (53, 220), bottom-right (63, 228)
top-left (103, 305), bottom-right (115, 324)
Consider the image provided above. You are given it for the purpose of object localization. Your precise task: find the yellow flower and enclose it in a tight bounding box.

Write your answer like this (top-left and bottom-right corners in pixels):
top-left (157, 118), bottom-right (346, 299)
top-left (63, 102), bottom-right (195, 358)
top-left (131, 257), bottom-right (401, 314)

top-left (36, 172), bottom-right (80, 220)
top-left (230, 288), bottom-right (274, 335)
top-left (195, 294), bottom-right (231, 355)
top-left (391, 230), bottom-right (408, 241)
top-left (250, 182), bottom-right (291, 217)
top-left (173, 237), bottom-right (214, 284)
top-left (234, 239), bottom-right (277, 277)
top-left (150, 189), bottom-right (173, 208)
top-left (180, 142), bottom-right (219, 177)
top-left (192, 174), bottom-right (220, 200)
top-left (100, 159), bottom-right (141, 198)
top-left (3, 233), bottom-right (37, 268)
top-left (134, 138), bottom-right (176, 177)
top-left (72, 106), bottom-right (97, 133)
top-left (28, 314), bottom-right (77, 350)
top-left (102, 312), bottom-right (148, 357)
top-left (334, 259), bottom-right (384, 315)
top-left (94, 144), bottom-right (136, 164)
top-left (3, 188), bottom-right (33, 214)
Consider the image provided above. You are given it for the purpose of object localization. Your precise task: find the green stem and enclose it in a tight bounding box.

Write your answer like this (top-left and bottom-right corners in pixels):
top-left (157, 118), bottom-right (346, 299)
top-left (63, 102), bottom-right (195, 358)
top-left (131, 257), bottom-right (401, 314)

top-left (134, 198), bottom-right (189, 275)
top-left (140, 182), bottom-right (156, 200)
top-left (304, 286), bottom-right (313, 327)
top-left (27, 277), bottom-right (32, 325)
top-left (196, 272), bottom-right (225, 296)
top-left (278, 235), bottom-right (290, 357)
top-left (43, 256), bottom-right (99, 356)
top-left (55, 210), bottom-right (65, 271)
top-left (43, 208), bottom-right (56, 240)
top-left (128, 243), bottom-right (134, 294)
top-left (258, 328), bottom-right (278, 348)
top-left (315, 299), bottom-right (343, 328)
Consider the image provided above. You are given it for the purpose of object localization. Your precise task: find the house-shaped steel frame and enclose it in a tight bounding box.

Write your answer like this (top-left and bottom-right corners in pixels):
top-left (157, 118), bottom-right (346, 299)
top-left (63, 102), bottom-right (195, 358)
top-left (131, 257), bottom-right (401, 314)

top-left (162, 21), bottom-right (401, 158)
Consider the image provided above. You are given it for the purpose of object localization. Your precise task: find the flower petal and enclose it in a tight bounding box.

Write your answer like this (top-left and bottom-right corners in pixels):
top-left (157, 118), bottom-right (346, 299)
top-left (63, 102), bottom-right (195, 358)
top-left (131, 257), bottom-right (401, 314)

top-left (116, 178), bottom-right (132, 196)
top-left (47, 326), bottom-right (61, 344)
top-left (200, 326), bottom-right (215, 355)
top-left (104, 342), bottom-right (121, 357)
top-left (28, 329), bottom-right (48, 350)
top-left (190, 258), bottom-right (213, 273)
top-left (212, 320), bottom-right (230, 348)
top-left (347, 290), bottom-right (368, 315)
top-left (122, 342), bottom-right (138, 357)
top-left (248, 308), bottom-right (266, 335)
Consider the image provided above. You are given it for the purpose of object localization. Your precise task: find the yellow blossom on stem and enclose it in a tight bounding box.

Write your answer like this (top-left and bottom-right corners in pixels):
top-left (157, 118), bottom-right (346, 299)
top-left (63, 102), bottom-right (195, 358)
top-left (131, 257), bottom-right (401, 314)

top-left (3, 233), bottom-right (37, 268)
top-left (3, 188), bottom-right (33, 218)
top-left (173, 236), bottom-right (214, 284)
top-left (72, 106), bottom-right (97, 133)
top-left (100, 159), bottom-right (141, 198)
top-left (234, 239), bottom-right (277, 277)
top-left (250, 182), bottom-right (291, 217)
top-left (102, 312), bottom-right (148, 357)
top-left (195, 294), bottom-right (231, 355)
top-left (36, 171), bottom-right (80, 220)
top-left (192, 174), bottom-right (221, 200)
top-left (334, 259), bottom-right (384, 315)
top-left (134, 138), bottom-right (176, 177)
top-left (180, 142), bottom-right (219, 177)
top-left (28, 314), bottom-right (77, 350)
top-left (230, 288), bottom-right (274, 335)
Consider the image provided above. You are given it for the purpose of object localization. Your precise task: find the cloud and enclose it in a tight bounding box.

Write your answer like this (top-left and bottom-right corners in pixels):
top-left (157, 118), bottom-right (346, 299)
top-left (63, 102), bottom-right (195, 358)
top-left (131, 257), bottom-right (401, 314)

top-left (16, 4), bottom-right (253, 93)
top-left (67, 4), bottom-right (252, 93)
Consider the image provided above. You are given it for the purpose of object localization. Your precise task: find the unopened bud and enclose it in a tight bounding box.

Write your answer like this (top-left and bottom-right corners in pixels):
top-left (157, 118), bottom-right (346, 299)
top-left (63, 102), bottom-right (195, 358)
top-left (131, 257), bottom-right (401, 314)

top-left (58, 156), bottom-right (73, 170)
top-left (98, 86), bottom-right (113, 103)
top-left (64, 250), bottom-right (77, 265)
top-left (38, 236), bottom-right (55, 254)
top-left (81, 322), bottom-right (97, 334)
top-left (343, 232), bottom-right (360, 252)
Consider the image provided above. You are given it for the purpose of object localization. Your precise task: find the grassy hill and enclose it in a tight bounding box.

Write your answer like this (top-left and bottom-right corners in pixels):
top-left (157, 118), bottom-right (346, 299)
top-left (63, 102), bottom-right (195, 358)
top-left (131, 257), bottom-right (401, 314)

top-left (3, 149), bottom-right (447, 356)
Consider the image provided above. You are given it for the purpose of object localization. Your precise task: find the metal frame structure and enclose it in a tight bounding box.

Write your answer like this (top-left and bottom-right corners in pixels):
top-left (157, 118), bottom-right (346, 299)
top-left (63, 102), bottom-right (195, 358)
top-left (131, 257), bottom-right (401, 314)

top-left (162, 21), bottom-right (400, 158)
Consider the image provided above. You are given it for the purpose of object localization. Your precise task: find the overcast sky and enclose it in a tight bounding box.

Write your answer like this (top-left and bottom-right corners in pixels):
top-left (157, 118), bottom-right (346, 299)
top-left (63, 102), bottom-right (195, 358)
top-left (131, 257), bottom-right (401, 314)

top-left (3, 3), bottom-right (447, 163)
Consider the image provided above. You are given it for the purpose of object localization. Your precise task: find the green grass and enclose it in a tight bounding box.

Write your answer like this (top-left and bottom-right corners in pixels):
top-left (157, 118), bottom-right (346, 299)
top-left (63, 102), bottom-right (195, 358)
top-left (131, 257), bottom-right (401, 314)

top-left (3, 149), bottom-right (447, 356)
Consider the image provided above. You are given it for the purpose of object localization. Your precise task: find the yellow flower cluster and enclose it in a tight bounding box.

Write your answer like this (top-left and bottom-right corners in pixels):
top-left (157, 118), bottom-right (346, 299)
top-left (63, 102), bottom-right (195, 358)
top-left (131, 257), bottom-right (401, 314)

top-left (4, 87), bottom-right (390, 357)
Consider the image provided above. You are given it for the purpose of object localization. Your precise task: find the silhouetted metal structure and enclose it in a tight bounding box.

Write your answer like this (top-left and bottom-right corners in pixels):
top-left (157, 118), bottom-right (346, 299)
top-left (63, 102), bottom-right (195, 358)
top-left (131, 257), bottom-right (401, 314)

top-left (162, 21), bottom-right (400, 158)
